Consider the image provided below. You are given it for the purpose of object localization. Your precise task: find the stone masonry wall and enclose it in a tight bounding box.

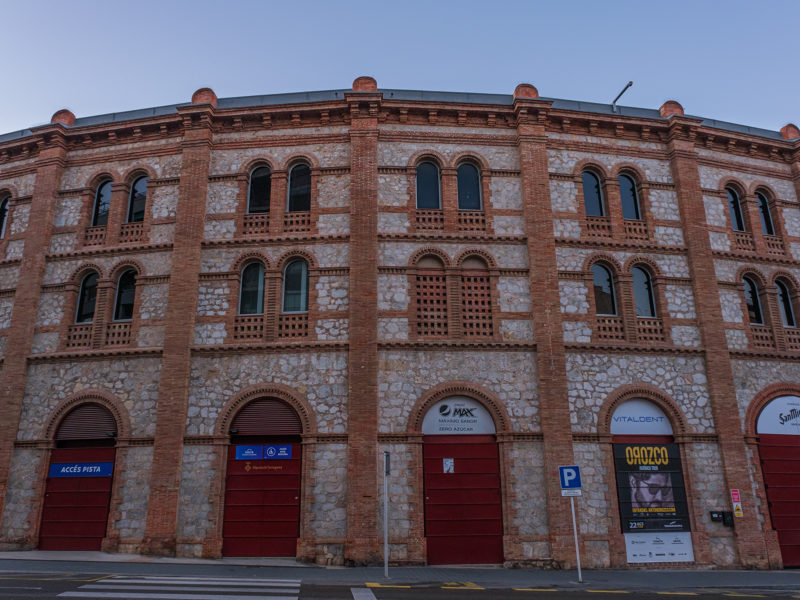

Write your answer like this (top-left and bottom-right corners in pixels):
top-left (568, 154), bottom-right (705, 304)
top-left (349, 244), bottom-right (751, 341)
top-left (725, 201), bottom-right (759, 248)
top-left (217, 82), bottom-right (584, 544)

top-left (507, 441), bottom-right (549, 560)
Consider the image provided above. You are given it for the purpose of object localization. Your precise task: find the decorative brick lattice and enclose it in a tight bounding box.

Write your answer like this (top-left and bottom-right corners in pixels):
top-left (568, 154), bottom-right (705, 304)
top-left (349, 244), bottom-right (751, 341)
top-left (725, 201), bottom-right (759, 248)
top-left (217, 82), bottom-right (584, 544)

top-left (750, 324), bottom-right (774, 349)
top-left (636, 318), bottom-right (664, 343)
top-left (233, 315), bottom-right (264, 341)
top-left (414, 210), bottom-right (444, 231)
top-left (785, 328), bottom-right (800, 351)
top-left (595, 316), bottom-right (624, 341)
top-left (415, 273), bottom-right (448, 338)
top-left (65, 324), bottom-right (92, 348)
top-left (764, 234), bottom-right (784, 256)
top-left (277, 313), bottom-right (309, 338)
top-left (461, 274), bottom-right (493, 338)
top-left (283, 211), bottom-right (311, 233)
top-left (242, 214), bottom-right (269, 236)
top-left (457, 211), bottom-right (486, 232)
top-left (585, 216), bottom-right (611, 238)
top-left (734, 231), bottom-right (755, 252)
top-left (624, 220), bottom-right (648, 239)
top-left (119, 222), bottom-right (145, 244)
top-left (105, 322), bottom-right (131, 346)
top-left (83, 226), bottom-right (106, 246)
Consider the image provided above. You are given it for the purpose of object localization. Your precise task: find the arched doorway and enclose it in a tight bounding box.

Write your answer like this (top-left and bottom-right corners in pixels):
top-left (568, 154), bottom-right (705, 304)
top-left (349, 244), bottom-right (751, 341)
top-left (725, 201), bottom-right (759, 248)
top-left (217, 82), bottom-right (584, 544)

top-left (421, 395), bottom-right (502, 564)
top-left (610, 398), bottom-right (694, 563)
top-left (222, 397), bottom-right (303, 556)
top-left (756, 394), bottom-right (800, 567)
top-left (40, 403), bottom-right (117, 550)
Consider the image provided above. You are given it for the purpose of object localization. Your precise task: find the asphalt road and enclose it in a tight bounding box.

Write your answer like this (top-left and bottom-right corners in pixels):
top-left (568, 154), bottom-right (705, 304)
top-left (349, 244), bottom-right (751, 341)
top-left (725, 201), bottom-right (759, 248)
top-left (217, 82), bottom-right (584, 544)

top-left (0, 571), bottom-right (798, 600)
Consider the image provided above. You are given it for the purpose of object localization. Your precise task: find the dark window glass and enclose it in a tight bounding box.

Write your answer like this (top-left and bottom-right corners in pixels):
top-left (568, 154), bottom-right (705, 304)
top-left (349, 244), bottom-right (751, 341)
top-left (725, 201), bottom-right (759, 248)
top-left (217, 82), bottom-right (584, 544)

top-left (756, 192), bottom-right (774, 236)
top-left (92, 180), bottom-right (112, 227)
top-left (582, 171), bottom-right (604, 217)
top-left (727, 188), bottom-right (745, 232)
top-left (288, 164), bottom-right (311, 212)
top-left (743, 277), bottom-right (763, 324)
top-left (76, 272), bottom-right (99, 323)
top-left (457, 163), bottom-right (481, 210)
top-left (239, 263), bottom-right (265, 314)
top-left (777, 280), bottom-right (796, 328)
top-left (592, 264), bottom-right (617, 315)
top-left (114, 270), bottom-right (136, 321)
top-left (632, 267), bottom-right (656, 317)
top-left (283, 259), bottom-right (308, 312)
top-left (619, 174), bottom-right (641, 220)
top-left (416, 162), bottom-right (441, 209)
top-left (248, 167), bottom-right (271, 213)
top-left (0, 197), bottom-right (8, 238)
top-left (127, 176), bottom-right (148, 223)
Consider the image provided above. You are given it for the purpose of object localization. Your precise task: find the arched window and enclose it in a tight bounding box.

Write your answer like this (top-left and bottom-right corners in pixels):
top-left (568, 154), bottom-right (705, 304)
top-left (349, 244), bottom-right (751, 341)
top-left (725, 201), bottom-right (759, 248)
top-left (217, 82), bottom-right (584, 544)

top-left (282, 259), bottom-right (308, 313)
top-left (239, 262), bottom-right (265, 315)
top-left (0, 195), bottom-right (9, 239)
top-left (776, 279), bottom-right (796, 328)
top-left (743, 276), bottom-right (763, 324)
top-left (248, 166), bottom-right (271, 214)
top-left (726, 187), bottom-right (746, 232)
top-left (582, 170), bottom-right (605, 217)
top-left (287, 163), bottom-right (311, 212)
top-left (457, 163), bottom-right (481, 210)
top-left (592, 264), bottom-right (617, 315)
top-left (619, 174), bottom-right (641, 220)
top-left (756, 192), bottom-right (775, 236)
top-left (92, 180), bottom-right (112, 227)
top-left (632, 266), bottom-right (656, 317)
top-left (460, 256), bottom-right (493, 337)
top-left (415, 255), bottom-right (448, 337)
top-left (113, 270), bottom-right (137, 321)
top-left (127, 176), bottom-right (148, 223)
top-left (76, 272), bottom-right (99, 323)
top-left (416, 161), bottom-right (441, 209)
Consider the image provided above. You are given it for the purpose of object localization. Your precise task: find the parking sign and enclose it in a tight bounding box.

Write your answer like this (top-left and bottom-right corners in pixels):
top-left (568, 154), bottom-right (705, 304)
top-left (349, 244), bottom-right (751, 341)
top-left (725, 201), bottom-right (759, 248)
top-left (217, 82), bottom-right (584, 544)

top-left (559, 465), bottom-right (582, 497)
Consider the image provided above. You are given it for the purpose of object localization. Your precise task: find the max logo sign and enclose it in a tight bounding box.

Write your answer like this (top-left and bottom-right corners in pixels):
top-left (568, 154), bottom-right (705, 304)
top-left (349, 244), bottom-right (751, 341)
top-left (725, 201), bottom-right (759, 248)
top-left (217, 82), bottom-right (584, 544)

top-left (439, 404), bottom-right (476, 418)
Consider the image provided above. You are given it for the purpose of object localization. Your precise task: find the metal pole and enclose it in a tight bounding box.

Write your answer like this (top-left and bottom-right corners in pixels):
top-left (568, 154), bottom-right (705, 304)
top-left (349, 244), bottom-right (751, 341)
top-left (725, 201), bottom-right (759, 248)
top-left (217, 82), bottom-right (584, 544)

top-left (570, 496), bottom-right (583, 583)
top-left (384, 451), bottom-right (390, 579)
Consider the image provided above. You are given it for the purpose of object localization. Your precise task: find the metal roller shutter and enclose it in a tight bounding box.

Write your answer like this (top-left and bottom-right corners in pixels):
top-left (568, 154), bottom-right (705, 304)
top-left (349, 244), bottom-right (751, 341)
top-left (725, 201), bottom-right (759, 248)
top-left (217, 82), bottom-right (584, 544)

top-left (230, 398), bottom-right (302, 435)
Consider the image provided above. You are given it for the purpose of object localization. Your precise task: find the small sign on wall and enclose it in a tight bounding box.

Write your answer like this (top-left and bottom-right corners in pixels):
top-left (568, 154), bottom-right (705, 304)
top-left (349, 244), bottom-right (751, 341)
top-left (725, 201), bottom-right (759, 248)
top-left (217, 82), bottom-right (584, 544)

top-left (730, 489), bottom-right (744, 517)
top-left (443, 458), bottom-right (454, 473)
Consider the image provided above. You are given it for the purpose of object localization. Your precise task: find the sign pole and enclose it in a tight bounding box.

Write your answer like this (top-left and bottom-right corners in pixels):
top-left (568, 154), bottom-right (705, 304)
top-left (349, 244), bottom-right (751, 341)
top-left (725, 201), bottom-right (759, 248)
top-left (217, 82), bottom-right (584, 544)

top-left (384, 451), bottom-right (390, 579)
top-left (570, 495), bottom-right (583, 583)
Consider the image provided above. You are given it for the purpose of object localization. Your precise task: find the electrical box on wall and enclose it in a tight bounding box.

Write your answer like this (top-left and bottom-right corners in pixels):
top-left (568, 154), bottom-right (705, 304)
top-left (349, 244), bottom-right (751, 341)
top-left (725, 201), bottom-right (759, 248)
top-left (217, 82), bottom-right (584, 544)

top-left (710, 511), bottom-right (735, 527)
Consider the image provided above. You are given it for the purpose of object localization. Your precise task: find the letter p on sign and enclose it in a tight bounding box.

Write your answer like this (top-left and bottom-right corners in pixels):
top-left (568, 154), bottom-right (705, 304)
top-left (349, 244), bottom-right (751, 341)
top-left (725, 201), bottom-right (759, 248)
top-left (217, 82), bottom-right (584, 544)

top-left (559, 465), bottom-right (582, 490)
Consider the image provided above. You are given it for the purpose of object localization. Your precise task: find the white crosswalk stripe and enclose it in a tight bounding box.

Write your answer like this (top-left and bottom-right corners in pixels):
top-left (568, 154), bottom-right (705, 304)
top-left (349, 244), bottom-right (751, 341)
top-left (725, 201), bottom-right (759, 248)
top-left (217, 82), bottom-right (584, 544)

top-left (58, 575), bottom-right (302, 600)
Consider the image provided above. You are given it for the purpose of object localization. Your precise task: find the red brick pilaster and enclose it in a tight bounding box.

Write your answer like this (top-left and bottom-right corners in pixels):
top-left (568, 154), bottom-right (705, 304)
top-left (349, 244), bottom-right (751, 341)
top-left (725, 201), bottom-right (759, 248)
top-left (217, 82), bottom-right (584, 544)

top-left (665, 117), bottom-right (770, 568)
top-left (343, 84), bottom-right (381, 564)
top-left (0, 127), bottom-right (67, 528)
top-left (513, 92), bottom-right (578, 566)
top-left (141, 104), bottom-right (213, 555)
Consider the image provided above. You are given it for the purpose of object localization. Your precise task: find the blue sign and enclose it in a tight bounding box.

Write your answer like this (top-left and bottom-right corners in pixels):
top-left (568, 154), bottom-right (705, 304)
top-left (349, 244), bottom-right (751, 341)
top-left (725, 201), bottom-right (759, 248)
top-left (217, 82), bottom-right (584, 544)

top-left (559, 465), bottom-right (582, 489)
top-left (235, 445), bottom-right (263, 460)
top-left (49, 462), bottom-right (114, 478)
top-left (264, 445), bottom-right (292, 460)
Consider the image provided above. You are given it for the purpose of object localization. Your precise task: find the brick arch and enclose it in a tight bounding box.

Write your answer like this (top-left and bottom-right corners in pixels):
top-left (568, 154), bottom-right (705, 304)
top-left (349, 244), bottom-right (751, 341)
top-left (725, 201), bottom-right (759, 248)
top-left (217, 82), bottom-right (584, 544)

top-left (454, 248), bottom-right (496, 269)
top-left (409, 247), bottom-right (451, 267)
top-left (451, 151), bottom-right (490, 171)
top-left (597, 384), bottom-right (691, 436)
top-left (611, 163), bottom-right (647, 183)
top-left (282, 153), bottom-right (320, 171)
top-left (749, 181), bottom-right (779, 199)
top-left (215, 383), bottom-right (317, 436)
top-left (407, 381), bottom-right (511, 434)
top-left (407, 149), bottom-right (447, 169)
top-left (623, 254), bottom-right (663, 278)
top-left (770, 269), bottom-right (800, 289)
top-left (0, 184), bottom-right (20, 199)
top-left (86, 170), bottom-right (119, 189)
top-left (108, 258), bottom-right (145, 282)
top-left (736, 266), bottom-right (769, 288)
top-left (276, 249), bottom-right (317, 270)
top-left (69, 263), bottom-right (106, 285)
top-left (584, 252), bottom-right (623, 274)
top-left (241, 157), bottom-right (277, 176)
top-left (719, 177), bottom-right (747, 197)
top-left (232, 250), bottom-right (272, 273)
top-left (573, 159), bottom-right (609, 179)
top-left (44, 389), bottom-right (132, 440)
top-left (121, 166), bottom-right (155, 185)
top-left (745, 383), bottom-right (800, 437)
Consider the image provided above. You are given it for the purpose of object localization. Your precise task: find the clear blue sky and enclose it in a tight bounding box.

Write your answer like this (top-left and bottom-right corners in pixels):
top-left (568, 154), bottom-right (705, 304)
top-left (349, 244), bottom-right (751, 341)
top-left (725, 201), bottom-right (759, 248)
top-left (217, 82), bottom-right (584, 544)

top-left (1, 0), bottom-right (797, 135)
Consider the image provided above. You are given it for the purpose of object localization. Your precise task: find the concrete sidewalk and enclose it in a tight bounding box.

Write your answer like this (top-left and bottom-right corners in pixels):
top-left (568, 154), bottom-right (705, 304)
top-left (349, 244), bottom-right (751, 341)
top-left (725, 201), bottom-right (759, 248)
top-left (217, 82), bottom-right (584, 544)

top-left (0, 551), bottom-right (798, 591)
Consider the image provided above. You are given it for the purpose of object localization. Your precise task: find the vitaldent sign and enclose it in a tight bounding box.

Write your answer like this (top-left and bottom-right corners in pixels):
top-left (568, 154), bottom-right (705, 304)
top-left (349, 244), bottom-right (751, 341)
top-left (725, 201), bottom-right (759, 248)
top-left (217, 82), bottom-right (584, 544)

top-left (756, 395), bottom-right (800, 435)
top-left (610, 399), bottom-right (673, 435)
top-left (421, 396), bottom-right (496, 435)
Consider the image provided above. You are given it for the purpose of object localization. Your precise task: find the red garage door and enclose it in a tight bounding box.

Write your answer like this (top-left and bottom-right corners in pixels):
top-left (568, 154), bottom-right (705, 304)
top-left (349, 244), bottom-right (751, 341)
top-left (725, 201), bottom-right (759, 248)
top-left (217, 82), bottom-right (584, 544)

top-left (40, 446), bottom-right (115, 551)
top-left (759, 434), bottom-right (800, 567)
top-left (423, 434), bottom-right (503, 564)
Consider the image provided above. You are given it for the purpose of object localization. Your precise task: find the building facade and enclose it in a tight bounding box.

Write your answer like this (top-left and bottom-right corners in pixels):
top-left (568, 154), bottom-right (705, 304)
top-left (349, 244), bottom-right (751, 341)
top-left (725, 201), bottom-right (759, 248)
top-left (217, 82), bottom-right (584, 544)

top-left (0, 77), bottom-right (799, 569)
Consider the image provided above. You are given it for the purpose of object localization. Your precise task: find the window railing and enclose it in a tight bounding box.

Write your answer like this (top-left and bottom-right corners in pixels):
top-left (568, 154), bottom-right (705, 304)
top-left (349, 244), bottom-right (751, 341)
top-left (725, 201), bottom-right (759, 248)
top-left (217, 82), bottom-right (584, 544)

top-left (243, 213), bottom-right (270, 236)
top-left (595, 316), bottom-right (625, 341)
top-left (233, 314), bottom-right (265, 341)
top-left (66, 324), bottom-right (93, 348)
top-left (585, 216), bottom-right (611, 238)
top-left (764, 234), bottom-right (784, 256)
top-left (624, 219), bottom-right (649, 240)
top-left (105, 322), bottom-right (131, 346)
top-left (733, 231), bottom-right (755, 252)
top-left (277, 313), bottom-right (309, 338)
top-left (636, 317), bottom-right (665, 343)
top-left (83, 226), bottom-right (106, 246)
top-left (119, 222), bottom-right (145, 244)
top-left (457, 210), bottom-right (486, 232)
top-left (283, 211), bottom-right (311, 233)
top-left (415, 209), bottom-right (444, 231)
top-left (750, 324), bottom-right (774, 349)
